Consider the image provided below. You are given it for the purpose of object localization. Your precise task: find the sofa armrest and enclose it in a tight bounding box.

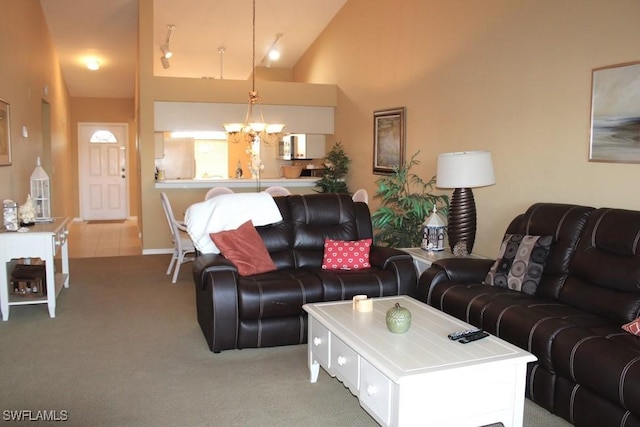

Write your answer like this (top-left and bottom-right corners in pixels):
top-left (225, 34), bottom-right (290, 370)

top-left (370, 246), bottom-right (419, 297)
top-left (193, 253), bottom-right (237, 289)
top-left (192, 254), bottom-right (241, 352)
top-left (416, 258), bottom-right (495, 302)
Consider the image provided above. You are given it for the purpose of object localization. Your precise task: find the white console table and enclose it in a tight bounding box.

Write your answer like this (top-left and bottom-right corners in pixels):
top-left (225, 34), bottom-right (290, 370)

top-left (0, 217), bottom-right (70, 320)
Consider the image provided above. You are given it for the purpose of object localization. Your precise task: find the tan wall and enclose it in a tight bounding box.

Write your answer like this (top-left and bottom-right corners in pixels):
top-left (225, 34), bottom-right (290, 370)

top-left (69, 97), bottom-right (137, 217)
top-left (294, 0), bottom-right (640, 257)
top-left (0, 0), bottom-right (72, 219)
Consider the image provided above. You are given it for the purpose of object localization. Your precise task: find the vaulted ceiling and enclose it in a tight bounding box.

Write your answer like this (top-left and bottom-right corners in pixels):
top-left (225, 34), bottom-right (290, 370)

top-left (40, 0), bottom-right (347, 98)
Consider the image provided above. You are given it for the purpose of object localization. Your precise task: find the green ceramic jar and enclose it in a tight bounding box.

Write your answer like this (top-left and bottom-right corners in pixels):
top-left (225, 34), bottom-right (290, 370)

top-left (386, 302), bottom-right (412, 334)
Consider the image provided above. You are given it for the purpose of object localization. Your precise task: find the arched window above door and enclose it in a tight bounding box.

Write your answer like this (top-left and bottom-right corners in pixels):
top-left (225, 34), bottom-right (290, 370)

top-left (89, 130), bottom-right (118, 143)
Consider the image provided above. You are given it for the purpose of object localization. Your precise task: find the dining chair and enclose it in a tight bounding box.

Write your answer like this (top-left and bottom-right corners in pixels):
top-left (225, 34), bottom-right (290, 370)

top-left (160, 192), bottom-right (196, 283)
top-left (204, 186), bottom-right (234, 200)
top-left (264, 186), bottom-right (291, 197)
top-left (352, 188), bottom-right (369, 204)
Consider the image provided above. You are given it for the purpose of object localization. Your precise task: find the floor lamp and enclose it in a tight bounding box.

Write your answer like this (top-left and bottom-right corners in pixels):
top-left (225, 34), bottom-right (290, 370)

top-left (436, 151), bottom-right (495, 255)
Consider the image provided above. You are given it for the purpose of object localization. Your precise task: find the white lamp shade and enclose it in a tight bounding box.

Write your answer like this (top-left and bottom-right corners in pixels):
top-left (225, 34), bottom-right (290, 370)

top-left (265, 123), bottom-right (285, 133)
top-left (436, 151), bottom-right (496, 189)
top-left (223, 123), bottom-right (243, 133)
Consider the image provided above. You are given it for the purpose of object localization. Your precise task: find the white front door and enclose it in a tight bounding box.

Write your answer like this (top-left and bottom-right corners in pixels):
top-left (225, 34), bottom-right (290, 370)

top-left (78, 123), bottom-right (128, 220)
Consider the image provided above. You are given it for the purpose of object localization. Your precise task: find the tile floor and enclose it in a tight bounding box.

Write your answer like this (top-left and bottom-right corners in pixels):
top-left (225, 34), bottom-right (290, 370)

top-left (67, 219), bottom-right (142, 258)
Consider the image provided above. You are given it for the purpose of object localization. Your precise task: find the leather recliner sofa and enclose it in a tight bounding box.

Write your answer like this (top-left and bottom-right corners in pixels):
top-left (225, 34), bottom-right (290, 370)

top-left (417, 203), bottom-right (640, 426)
top-left (193, 193), bottom-right (418, 353)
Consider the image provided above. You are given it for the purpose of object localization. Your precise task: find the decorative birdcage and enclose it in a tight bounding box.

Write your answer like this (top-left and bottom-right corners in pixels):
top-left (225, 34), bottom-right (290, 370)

top-left (421, 206), bottom-right (446, 251)
top-left (30, 157), bottom-right (52, 222)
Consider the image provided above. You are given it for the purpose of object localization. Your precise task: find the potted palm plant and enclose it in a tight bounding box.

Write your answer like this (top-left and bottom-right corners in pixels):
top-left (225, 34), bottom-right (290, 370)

top-left (371, 152), bottom-right (449, 248)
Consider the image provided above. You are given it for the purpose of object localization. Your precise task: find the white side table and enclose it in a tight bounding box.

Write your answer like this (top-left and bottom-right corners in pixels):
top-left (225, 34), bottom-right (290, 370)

top-left (400, 247), bottom-right (485, 276)
top-left (0, 218), bottom-right (70, 320)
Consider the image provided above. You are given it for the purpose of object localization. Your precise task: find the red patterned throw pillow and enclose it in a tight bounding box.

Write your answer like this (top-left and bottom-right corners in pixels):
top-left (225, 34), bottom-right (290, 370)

top-left (322, 238), bottom-right (372, 270)
top-left (622, 318), bottom-right (640, 336)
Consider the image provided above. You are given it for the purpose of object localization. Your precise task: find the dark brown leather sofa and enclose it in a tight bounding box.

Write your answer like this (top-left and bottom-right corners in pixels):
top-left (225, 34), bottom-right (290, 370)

top-left (193, 193), bottom-right (418, 353)
top-left (417, 203), bottom-right (640, 426)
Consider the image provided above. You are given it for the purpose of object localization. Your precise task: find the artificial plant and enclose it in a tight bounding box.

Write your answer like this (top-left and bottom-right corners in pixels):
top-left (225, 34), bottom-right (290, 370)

top-left (371, 151), bottom-right (449, 248)
top-left (315, 141), bottom-right (350, 193)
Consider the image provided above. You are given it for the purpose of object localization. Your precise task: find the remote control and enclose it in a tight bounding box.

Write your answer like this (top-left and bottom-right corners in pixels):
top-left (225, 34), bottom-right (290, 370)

top-left (458, 331), bottom-right (489, 344)
top-left (448, 328), bottom-right (483, 341)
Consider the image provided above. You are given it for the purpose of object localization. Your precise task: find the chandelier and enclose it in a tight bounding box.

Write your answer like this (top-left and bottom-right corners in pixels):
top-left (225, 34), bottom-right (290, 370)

top-left (223, 0), bottom-right (285, 145)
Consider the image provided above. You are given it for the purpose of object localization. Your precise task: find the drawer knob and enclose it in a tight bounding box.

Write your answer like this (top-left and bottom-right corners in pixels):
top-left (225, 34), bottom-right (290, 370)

top-left (313, 337), bottom-right (322, 346)
top-left (367, 384), bottom-right (377, 396)
top-left (337, 356), bottom-right (346, 366)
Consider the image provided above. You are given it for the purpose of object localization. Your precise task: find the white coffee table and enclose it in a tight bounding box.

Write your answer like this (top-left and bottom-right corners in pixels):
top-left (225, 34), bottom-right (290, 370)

top-left (303, 296), bottom-right (536, 427)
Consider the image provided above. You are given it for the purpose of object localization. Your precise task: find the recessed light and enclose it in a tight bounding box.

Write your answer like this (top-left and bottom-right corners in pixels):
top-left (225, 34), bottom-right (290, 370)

top-left (87, 60), bottom-right (100, 71)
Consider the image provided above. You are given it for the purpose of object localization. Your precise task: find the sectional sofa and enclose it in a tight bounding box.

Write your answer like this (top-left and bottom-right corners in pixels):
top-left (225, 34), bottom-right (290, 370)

top-left (418, 203), bottom-right (640, 426)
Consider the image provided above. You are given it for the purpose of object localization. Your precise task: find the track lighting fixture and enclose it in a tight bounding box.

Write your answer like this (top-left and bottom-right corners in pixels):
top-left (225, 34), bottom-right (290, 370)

top-left (160, 24), bottom-right (175, 68)
top-left (261, 33), bottom-right (283, 68)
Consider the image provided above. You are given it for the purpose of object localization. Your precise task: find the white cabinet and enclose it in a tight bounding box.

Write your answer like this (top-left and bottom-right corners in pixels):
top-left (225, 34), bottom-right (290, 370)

top-left (154, 132), bottom-right (164, 159)
top-left (304, 134), bottom-right (326, 159)
top-left (0, 218), bottom-right (70, 320)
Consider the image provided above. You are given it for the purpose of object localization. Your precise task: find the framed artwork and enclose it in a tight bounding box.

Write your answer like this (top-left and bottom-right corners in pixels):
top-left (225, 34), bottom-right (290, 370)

top-left (373, 107), bottom-right (405, 174)
top-left (589, 61), bottom-right (640, 163)
top-left (0, 99), bottom-right (11, 166)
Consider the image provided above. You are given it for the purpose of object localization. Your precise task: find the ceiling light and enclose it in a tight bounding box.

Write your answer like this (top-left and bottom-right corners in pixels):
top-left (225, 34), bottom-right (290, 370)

top-left (268, 49), bottom-right (280, 61)
top-left (223, 1), bottom-right (285, 145)
top-left (160, 24), bottom-right (175, 66)
top-left (87, 60), bottom-right (100, 71)
top-left (261, 33), bottom-right (284, 67)
top-left (161, 44), bottom-right (172, 59)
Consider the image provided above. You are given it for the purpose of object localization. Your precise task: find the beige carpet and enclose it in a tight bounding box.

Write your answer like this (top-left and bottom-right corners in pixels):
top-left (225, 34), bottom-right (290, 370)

top-left (0, 255), bottom-right (571, 426)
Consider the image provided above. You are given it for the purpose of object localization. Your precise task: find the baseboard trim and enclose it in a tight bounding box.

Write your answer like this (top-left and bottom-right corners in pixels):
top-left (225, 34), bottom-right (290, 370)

top-left (143, 249), bottom-right (174, 255)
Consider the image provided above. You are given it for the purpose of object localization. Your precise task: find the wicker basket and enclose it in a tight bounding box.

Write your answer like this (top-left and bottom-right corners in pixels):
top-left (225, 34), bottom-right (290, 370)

top-left (281, 165), bottom-right (303, 178)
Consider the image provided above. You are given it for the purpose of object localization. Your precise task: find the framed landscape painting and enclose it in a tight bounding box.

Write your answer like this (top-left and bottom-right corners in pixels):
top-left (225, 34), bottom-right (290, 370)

top-left (589, 61), bottom-right (640, 163)
top-left (373, 107), bottom-right (405, 174)
top-left (0, 99), bottom-right (11, 166)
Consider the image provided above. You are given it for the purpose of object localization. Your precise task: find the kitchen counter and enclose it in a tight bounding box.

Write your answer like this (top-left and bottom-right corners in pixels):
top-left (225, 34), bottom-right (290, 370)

top-left (155, 177), bottom-right (319, 190)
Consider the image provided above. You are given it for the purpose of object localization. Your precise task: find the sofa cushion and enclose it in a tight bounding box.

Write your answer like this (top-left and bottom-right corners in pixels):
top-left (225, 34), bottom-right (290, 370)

top-left (484, 234), bottom-right (552, 295)
top-left (503, 203), bottom-right (594, 300)
top-left (322, 238), bottom-right (371, 270)
top-left (210, 220), bottom-right (277, 276)
top-left (288, 194), bottom-right (361, 269)
top-left (314, 267), bottom-right (401, 301)
top-left (552, 325), bottom-right (640, 417)
top-left (565, 208), bottom-right (640, 323)
top-left (237, 269), bottom-right (324, 320)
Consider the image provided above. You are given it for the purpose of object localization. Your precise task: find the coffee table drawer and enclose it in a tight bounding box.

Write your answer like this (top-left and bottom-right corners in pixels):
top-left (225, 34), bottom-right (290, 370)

top-left (331, 334), bottom-right (359, 393)
top-left (309, 317), bottom-right (330, 368)
top-left (359, 357), bottom-right (393, 426)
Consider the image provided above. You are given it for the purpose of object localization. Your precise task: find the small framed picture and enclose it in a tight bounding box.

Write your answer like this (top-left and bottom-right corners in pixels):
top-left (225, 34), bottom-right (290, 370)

top-left (373, 107), bottom-right (405, 174)
top-left (0, 99), bottom-right (11, 166)
top-left (588, 61), bottom-right (640, 163)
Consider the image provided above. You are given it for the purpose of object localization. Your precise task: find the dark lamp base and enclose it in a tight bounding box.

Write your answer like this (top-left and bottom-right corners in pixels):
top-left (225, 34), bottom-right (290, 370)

top-left (447, 188), bottom-right (477, 255)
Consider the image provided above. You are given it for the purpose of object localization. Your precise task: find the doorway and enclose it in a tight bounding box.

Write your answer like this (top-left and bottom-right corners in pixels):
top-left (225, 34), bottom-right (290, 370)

top-left (78, 123), bottom-right (128, 220)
